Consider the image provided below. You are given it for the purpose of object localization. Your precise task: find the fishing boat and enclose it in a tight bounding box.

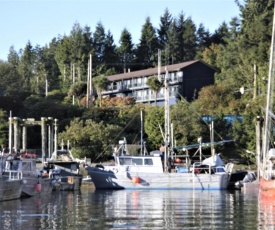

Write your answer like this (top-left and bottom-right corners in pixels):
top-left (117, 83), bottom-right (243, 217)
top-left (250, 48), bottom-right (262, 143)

top-left (86, 69), bottom-right (231, 190)
top-left (44, 149), bottom-right (82, 191)
top-left (0, 156), bottom-right (23, 201)
top-left (86, 139), bottom-right (230, 190)
top-left (5, 157), bottom-right (53, 197)
top-left (259, 4), bottom-right (275, 195)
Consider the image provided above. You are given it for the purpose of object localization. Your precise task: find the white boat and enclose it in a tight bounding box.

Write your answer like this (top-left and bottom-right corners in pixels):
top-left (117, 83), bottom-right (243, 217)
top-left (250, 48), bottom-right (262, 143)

top-left (86, 68), bottom-right (231, 190)
top-left (44, 149), bottom-right (82, 191)
top-left (6, 157), bottom-right (53, 197)
top-left (0, 156), bottom-right (23, 201)
top-left (86, 140), bottom-right (230, 190)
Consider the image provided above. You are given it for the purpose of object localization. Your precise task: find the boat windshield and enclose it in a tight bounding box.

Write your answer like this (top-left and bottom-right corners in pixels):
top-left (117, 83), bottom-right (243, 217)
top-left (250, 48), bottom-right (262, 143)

top-left (212, 166), bottom-right (226, 173)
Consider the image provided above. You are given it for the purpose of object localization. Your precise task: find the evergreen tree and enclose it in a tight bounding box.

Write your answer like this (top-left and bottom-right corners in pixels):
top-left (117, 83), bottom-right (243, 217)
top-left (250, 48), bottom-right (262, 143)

top-left (17, 41), bottom-right (35, 94)
top-left (175, 12), bottom-right (198, 62)
top-left (211, 22), bottom-right (230, 45)
top-left (55, 35), bottom-right (73, 81)
top-left (55, 23), bottom-right (92, 92)
top-left (93, 21), bottom-right (106, 75)
top-left (0, 60), bottom-right (21, 96)
top-left (70, 22), bottom-right (92, 81)
top-left (103, 30), bottom-right (119, 72)
top-left (182, 17), bottom-right (197, 61)
top-left (4, 47), bottom-right (22, 96)
top-left (0, 109), bottom-right (8, 147)
top-left (33, 40), bottom-right (61, 95)
top-left (144, 106), bottom-right (164, 150)
top-left (135, 17), bottom-right (159, 70)
top-left (158, 8), bottom-right (172, 50)
top-left (166, 19), bottom-right (180, 64)
top-left (117, 28), bottom-right (135, 73)
top-left (175, 12), bottom-right (186, 62)
top-left (195, 23), bottom-right (211, 59)
top-left (7, 46), bottom-right (20, 67)
top-left (229, 17), bottom-right (241, 39)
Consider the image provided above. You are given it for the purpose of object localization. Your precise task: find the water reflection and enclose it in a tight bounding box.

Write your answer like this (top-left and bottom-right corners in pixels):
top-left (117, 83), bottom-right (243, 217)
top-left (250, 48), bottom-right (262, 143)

top-left (258, 190), bottom-right (275, 229)
top-left (0, 186), bottom-right (270, 229)
top-left (91, 189), bottom-right (258, 229)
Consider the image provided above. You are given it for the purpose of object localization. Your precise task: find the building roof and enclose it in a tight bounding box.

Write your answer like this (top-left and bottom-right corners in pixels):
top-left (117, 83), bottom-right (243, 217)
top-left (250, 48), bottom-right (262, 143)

top-left (107, 60), bottom-right (207, 81)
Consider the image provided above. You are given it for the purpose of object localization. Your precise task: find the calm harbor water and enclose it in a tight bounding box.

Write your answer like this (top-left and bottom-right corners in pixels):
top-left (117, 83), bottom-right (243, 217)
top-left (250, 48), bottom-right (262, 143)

top-left (0, 185), bottom-right (274, 230)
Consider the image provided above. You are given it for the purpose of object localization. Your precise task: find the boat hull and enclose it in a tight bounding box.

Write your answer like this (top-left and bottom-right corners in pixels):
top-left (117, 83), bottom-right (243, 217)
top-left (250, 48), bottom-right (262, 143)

top-left (0, 179), bottom-right (22, 201)
top-left (52, 176), bottom-right (82, 191)
top-left (260, 177), bottom-right (275, 196)
top-left (21, 176), bottom-right (53, 197)
top-left (87, 168), bottom-right (229, 190)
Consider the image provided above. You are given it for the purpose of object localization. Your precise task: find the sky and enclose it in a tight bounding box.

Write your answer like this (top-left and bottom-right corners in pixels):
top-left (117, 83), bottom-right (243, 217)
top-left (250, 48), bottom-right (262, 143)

top-left (0, 0), bottom-right (242, 61)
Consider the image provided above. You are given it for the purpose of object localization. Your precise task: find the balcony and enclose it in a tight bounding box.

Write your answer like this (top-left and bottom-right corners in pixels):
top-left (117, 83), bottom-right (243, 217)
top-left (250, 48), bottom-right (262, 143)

top-left (129, 83), bottom-right (148, 90)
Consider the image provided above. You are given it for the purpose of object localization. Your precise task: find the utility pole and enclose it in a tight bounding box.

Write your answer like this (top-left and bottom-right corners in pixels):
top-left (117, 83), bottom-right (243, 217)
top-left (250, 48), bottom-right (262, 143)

top-left (72, 63), bottom-right (75, 105)
top-left (89, 54), bottom-right (93, 107)
top-left (86, 60), bottom-right (89, 108)
top-left (140, 110), bottom-right (143, 155)
top-left (158, 49), bottom-right (161, 81)
top-left (45, 74), bottom-right (48, 97)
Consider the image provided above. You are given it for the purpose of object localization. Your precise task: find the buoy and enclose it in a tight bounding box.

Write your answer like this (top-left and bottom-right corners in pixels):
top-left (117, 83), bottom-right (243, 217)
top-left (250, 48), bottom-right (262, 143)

top-left (175, 158), bottom-right (181, 163)
top-left (68, 177), bottom-right (74, 184)
top-left (132, 177), bottom-right (140, 184)
top-left (194, 168), bottom-right (199, 174)
top-left (35, 182), bottom-right (42, 192)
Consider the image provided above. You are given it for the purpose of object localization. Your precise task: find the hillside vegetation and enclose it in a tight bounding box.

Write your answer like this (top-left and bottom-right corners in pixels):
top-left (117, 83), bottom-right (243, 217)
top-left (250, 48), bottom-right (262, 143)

top-left (0, 0), bottom-right (272, 163)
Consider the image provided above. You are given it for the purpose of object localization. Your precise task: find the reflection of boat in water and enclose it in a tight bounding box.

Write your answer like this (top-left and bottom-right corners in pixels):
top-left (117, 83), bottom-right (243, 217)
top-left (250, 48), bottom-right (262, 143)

top-left (86, 139), bottom-right (230, 190)
top-left (258, 189), bottom-right (275, 227)
top-left (93, 189), bottom-right (258, 229)
top-left (44, 149), bottom-right (82, 191)
top-left (5, 157), bottom-right (53, 197)
top-left (0, 156), bottom-right (23, 201)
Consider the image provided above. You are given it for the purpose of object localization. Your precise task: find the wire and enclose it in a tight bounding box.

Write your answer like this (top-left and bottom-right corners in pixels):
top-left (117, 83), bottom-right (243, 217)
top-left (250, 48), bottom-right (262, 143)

top-left (91, 112), bottom-right (139, 162)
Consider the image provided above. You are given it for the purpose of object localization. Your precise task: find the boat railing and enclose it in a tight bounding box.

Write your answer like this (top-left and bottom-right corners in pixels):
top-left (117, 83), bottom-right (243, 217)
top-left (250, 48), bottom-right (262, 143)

top-left (6, 170), bottom-right (23, 180)
top-left (192, 163), bottom-right (211, 174)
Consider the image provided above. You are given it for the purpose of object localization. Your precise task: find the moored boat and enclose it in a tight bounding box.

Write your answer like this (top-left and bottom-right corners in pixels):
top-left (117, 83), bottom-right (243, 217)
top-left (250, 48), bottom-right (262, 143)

top-left (86, 141), bottom-right (230, 190)
top-left (4, 157), bottom-right (53, 197)
top-left (0, 156), bottom-right (23, 201)
top-left (44, 149), bottom-right (82, 191)
top-left (260, 150), bottom-right (275, 195)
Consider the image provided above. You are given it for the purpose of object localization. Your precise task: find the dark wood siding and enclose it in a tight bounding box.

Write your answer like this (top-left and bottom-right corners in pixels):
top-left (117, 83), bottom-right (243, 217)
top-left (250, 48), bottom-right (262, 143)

top-left (180, 62), bottom-right (215, 101)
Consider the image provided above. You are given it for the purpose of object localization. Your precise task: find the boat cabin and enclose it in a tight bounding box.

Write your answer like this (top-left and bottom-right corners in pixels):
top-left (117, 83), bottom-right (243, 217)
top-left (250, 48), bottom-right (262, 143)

top-left (112, 155), bottom-right (164, 173)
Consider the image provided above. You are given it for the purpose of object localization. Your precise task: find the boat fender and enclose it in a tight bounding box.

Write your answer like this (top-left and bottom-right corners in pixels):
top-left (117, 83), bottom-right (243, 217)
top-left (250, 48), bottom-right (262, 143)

top-left (21, 179), bottom-right (27, 184)
top-left (68, 177), bottom-right (74, 184)
top-left (194, 168), bottom-right (199, 174)
top-left (35, 182), bottom-right (42, 192)
top-left (132, 177), bottom-right (140, 184)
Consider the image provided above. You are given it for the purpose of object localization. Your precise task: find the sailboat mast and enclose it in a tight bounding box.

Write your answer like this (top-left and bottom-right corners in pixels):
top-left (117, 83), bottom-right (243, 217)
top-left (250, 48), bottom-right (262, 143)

top-left (140, 110), bottom-right (143, 155)
top-left (263, 3), bottom-right (275, 178)
top-left (164, 67), bottom-right (170, 172)
top-left (8, 111), bottom-right (12, 153)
